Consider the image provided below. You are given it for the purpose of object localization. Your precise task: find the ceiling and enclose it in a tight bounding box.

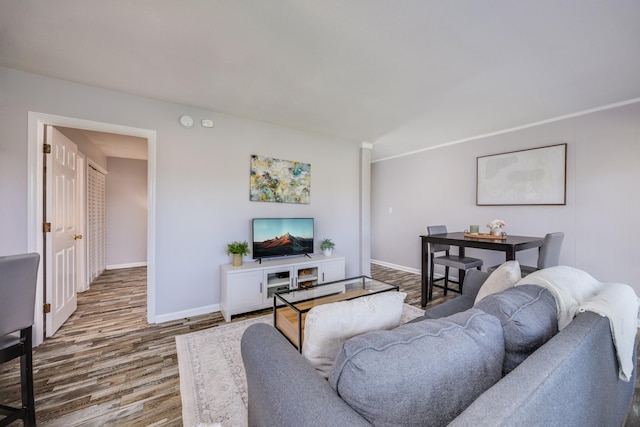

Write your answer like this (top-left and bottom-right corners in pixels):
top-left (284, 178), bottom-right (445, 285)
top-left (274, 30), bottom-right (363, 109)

top-left (1, 1), bottom-right (639, 161)
top-left (56, 127), bottom-right (148, 160)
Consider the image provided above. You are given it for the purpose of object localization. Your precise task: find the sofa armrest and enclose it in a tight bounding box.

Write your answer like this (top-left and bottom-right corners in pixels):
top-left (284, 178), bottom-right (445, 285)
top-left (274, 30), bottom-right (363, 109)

top-left (419, 270), bottom-right (490, 319)
top-left (241, 323), bottom-right (370, 427)
top-left (450, 312), bottom-right (635, 426)
top-left (462, 269), bottom-right (490, 299)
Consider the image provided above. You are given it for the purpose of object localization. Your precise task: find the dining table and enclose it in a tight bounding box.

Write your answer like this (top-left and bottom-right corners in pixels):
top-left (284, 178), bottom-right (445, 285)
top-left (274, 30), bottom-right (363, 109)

top-left (420, 232), bottom-right (545, 306)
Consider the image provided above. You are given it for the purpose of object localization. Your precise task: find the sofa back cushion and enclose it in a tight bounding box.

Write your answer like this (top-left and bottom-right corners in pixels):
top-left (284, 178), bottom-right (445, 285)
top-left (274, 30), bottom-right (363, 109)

top-left (329, 309), bottom-right (504, 427)
top-left (475, 285), bottom-right (558, 375)
top-left (420, 296), bottom-right (475, 320)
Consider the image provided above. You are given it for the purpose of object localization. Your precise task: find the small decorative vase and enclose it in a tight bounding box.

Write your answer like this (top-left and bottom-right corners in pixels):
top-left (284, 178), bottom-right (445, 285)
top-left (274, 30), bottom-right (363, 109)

top-left (323, 249), bottom-right (332, 256)
top-left (490, 228), bottom-right (502, 237)
top-left (231, 253), bottom-right (243, 266)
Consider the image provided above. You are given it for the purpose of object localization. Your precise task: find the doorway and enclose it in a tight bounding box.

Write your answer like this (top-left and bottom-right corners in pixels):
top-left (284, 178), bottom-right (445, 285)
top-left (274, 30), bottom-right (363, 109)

top-left (27, 112), bottom-right (157, 345)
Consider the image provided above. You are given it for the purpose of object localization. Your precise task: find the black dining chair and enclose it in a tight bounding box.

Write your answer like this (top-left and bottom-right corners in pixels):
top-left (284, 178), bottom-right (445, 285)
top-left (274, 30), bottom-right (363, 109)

top-left (488, 232), bottom-right (565, 277)
top-left (427, 225), bottom-right (483, 301)
top-left (0, 253), bottom-right (40, 427)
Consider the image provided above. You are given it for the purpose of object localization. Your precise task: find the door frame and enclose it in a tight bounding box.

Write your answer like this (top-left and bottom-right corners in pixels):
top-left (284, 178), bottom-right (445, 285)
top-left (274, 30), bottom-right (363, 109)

top-left (27, 111), bottom-right (157, 346)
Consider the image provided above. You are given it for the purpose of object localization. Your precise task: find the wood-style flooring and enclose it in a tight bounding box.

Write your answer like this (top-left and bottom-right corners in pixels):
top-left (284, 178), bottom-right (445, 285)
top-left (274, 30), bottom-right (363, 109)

top-left (0, 264), bottom-right (446, 426)
top-left (1, 264), bottom-right (638, 426)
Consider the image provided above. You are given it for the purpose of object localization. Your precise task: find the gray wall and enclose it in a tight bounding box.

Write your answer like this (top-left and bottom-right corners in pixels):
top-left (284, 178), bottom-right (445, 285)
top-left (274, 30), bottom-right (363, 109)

top-left (371, 101), bottom-right (640, 294)
top-left (0, 66), bottom-right (362, 321)
top-left (106, 157), bottom-right (148, 268)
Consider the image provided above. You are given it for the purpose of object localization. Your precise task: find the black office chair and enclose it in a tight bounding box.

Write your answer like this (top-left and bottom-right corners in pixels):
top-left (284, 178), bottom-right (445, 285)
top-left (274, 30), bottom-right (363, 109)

top-left (488, 232), bottom-right (564, 277)
top-left (427, 225), bottom-right (483, 301)
top-left (0, 253), bottom-right (40, 427)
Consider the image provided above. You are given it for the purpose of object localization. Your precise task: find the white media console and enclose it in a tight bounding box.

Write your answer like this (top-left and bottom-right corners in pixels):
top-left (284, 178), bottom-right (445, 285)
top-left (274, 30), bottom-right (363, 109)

top-left (220, 254), bottom-right (346, 322)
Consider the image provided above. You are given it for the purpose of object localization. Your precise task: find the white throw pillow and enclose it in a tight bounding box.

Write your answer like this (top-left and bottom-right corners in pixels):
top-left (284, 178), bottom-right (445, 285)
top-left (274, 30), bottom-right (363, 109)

top-left (302, 291), bottom-right (407, 378)
top-left (474, 261), bottom-right (521, 304)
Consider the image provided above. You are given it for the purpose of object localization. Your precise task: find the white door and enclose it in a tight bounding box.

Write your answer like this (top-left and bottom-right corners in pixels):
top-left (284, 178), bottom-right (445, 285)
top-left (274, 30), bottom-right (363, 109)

top-left (45, 126), bottom-right (79, 336)
top-left (76, 154), bottom-right (88, 292)
top-left (87, 164), bottom-right (106, 282)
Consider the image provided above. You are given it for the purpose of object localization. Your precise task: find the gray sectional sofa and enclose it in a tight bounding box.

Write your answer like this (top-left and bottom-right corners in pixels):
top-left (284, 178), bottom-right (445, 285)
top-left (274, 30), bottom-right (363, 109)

top-left (241, 270), bottom-right (636, 426)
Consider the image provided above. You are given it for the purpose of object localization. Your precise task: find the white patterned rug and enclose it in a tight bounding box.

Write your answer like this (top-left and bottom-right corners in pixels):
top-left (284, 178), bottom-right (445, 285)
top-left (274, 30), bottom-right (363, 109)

top-left (176, 304), bottom-right (425, 427)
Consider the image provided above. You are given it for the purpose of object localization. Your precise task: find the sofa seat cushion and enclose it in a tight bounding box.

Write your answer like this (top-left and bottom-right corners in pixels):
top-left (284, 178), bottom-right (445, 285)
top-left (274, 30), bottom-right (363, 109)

top-left (475, 285), bottom-right (558, 375)
top-left (329, 309), bottom-right (504, 427)
top-left (302, 291), bottom-right (407, 378)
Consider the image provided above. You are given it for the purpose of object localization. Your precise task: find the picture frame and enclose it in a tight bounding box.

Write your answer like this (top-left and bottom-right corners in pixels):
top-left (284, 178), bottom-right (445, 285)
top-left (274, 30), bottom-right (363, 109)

top-left (476, 143), bottom-right (567, 206)
top-left (250, 155), bottom-right (311, 204)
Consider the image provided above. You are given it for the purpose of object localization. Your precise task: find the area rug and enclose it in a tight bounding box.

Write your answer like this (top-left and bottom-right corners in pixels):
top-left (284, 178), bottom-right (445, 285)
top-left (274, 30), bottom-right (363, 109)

top-left (176, 303), bottom-right (425, 427)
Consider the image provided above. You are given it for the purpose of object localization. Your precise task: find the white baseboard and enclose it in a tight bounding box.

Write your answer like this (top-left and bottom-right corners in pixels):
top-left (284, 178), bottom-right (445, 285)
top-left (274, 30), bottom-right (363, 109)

top-left (370, 259), bottom-right (420, 275)
top-left (370, 259), bottom-right (454, 281)
top-left (106, 262), bottom-right (147, 270)
top-left (154, 303), bottom-right (220, 324)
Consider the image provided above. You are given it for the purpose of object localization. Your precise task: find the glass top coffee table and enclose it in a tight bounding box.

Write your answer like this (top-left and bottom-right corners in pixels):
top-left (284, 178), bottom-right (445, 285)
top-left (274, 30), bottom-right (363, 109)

top-left (274, 276), bottom-right (399, 352)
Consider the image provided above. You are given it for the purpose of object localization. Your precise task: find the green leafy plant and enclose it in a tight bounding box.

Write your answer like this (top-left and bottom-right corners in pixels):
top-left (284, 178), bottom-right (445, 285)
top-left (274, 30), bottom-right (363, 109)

top-left (320, 238), bottom-right (335, 251)
top-left (226, 241), bottom-right (250, 256)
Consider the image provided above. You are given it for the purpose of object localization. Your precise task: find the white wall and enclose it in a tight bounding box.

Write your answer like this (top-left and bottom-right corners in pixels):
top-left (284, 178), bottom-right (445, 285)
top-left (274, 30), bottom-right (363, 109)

top-left (371, 101), bottom-right (640, 294)
top-left (106, 157), bottom-right (148, 269)
top-left (0, 66), bottom-right (362, 321)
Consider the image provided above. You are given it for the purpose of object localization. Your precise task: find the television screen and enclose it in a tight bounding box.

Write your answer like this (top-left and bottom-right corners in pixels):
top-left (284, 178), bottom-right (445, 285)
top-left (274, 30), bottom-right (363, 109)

top-left (252, 218), bottom-right (314, 259)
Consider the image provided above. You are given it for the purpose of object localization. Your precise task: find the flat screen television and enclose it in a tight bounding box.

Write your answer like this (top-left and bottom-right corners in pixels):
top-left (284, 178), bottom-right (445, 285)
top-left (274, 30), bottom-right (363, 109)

top-left (252, 218), bottom-right (314, 260)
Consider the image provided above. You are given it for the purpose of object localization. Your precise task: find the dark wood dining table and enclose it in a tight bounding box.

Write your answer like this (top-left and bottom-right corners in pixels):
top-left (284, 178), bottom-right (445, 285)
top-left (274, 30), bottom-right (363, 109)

top-left (420, 232), bottom-right (545, 306)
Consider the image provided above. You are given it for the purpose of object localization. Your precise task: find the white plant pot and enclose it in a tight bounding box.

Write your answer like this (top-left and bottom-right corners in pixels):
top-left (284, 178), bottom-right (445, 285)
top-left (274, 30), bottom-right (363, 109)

top-left (323, 249), bottom-right (332, 256)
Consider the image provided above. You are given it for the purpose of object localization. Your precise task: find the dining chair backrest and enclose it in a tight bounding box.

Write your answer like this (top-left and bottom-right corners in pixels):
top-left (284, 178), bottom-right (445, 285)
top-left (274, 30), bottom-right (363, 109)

top-left (537, 232), bottom-right (564, 269)
top-left (427, 225), bottom-right (450, 253)
top-left (0, 253), bottom-right (40, 337)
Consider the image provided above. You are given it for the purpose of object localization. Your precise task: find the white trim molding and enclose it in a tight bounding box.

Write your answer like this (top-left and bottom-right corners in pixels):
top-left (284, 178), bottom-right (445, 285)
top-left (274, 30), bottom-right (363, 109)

top-left (27, 111), bottom-right (158, 344)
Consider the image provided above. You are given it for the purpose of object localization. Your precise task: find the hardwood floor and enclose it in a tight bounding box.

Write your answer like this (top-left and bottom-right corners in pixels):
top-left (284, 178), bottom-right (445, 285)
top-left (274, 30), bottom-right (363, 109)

top-left (1, 265), bottom-right (637, 425)
top-left (0, 264), bottom-right (440, 426)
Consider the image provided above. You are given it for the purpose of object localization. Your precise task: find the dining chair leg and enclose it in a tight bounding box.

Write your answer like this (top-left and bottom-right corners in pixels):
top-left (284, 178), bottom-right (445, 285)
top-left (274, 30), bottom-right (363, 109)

top-left (428, 255), bottom-right (435, 301)
top-left (21, 327), bottom-right (36, 427)
top-left (443, 266), bottom-right (449, 295)
top-left (458, 269), bottom-right (466, 294)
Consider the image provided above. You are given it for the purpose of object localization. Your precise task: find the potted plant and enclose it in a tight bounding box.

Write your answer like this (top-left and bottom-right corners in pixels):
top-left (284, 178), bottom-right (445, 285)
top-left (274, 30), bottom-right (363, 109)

top-left (320, 238), bottom-right (335, 256)
top-left (227, 241), bottom-right (250, 266)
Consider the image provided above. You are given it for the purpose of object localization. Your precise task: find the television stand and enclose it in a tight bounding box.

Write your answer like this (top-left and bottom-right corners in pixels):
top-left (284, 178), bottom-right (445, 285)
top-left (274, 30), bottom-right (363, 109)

top-left (220, 254), bottom-right (345, 322)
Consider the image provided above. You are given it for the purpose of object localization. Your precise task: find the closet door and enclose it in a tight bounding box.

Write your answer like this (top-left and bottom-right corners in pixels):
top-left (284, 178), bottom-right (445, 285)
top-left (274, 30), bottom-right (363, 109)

top-left (87, 164), bottom-right (107, 283)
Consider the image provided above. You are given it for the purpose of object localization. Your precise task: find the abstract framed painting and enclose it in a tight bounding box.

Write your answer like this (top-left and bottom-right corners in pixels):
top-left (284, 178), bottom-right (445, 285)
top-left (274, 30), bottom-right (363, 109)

top-left (476, 143), bottom-right (567, 206)
top-left (250, 155), bottom-right (311, 204)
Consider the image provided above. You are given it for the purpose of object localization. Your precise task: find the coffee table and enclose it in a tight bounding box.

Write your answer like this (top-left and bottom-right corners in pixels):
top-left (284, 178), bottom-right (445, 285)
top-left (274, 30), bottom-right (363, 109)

top-left (273, 276), bottom-right (399, 352)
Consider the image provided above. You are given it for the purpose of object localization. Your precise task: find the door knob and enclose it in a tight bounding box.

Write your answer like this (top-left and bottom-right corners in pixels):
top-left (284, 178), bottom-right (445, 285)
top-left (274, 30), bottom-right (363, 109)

top-left (74, 234), bottom-right (83, 240)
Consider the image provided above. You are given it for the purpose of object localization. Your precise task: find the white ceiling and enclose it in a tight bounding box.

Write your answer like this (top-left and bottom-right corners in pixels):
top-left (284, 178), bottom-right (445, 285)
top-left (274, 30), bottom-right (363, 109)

top-left (1, 0), bottom-right (639, 161)
top-left (56, 127), bottom-right (148, 160)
